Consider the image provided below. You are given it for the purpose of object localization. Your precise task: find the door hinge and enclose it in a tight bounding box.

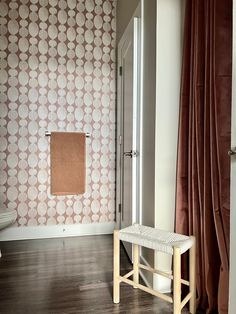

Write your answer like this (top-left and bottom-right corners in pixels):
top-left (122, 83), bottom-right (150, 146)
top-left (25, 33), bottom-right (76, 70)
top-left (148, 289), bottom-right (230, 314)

top-left (119, 135), bottom-right (122, 145)
top-left (119, 66), bottom-right (122, 76)
top-left (115, 203), bottom-right (122, 222)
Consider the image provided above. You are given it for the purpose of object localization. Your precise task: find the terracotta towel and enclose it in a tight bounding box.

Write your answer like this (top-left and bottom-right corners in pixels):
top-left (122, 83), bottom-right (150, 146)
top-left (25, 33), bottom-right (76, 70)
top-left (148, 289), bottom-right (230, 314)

top-left (51, 132), bottom-right (86, 195)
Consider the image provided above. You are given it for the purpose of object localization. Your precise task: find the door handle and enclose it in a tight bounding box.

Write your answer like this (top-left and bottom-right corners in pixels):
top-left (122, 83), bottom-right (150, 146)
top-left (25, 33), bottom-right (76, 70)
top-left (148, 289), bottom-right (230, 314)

top-left (124, 150), bottom-right (137, 158)
top-left (228, 148), bottom-right (236, 157)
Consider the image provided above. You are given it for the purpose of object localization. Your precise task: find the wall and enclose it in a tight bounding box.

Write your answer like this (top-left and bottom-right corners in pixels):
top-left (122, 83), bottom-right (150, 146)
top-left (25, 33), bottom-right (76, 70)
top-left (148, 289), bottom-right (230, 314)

top-left (229, 1), bottom-right (236, 312)
top-left (0, 0), bottom-right (116, 232)
top-left (140, 0), bottom-right (157, 286)
top-left (154, 0), bottom-right (184, 292)
top-left (116, 0), bottom-right (140, 43)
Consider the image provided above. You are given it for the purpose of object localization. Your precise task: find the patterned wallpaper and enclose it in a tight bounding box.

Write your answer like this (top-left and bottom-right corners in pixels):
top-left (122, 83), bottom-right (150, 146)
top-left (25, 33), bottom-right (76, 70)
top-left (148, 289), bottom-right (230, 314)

top-left (0, 0), bottom-right (116, 226)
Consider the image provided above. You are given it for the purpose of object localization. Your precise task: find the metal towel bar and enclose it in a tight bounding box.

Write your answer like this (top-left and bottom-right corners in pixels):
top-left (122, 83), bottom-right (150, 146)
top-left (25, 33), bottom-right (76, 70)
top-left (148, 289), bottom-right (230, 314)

top-left (45, 131), bottom-right (90, 138)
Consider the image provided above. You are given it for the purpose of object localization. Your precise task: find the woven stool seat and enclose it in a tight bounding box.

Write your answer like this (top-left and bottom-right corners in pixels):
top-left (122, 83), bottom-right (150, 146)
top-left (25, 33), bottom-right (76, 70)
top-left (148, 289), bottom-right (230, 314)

top-left (119, 223), bottom-right (194, 255)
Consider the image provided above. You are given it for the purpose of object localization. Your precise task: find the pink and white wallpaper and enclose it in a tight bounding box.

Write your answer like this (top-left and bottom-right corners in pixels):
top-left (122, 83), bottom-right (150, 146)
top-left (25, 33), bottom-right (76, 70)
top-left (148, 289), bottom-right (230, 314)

top-left (0, 0), bottom-right (116, 226)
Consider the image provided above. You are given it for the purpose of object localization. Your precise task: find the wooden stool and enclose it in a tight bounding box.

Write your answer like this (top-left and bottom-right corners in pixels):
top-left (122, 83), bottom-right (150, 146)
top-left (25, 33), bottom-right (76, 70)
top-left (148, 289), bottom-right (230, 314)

top-left (113, 224), bottom-right (196, 314)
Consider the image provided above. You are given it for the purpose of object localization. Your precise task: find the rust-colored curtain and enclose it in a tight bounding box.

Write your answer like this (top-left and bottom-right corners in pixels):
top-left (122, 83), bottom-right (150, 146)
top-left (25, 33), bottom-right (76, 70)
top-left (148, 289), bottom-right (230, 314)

top-left (175, 0), bottom-right (232, 313)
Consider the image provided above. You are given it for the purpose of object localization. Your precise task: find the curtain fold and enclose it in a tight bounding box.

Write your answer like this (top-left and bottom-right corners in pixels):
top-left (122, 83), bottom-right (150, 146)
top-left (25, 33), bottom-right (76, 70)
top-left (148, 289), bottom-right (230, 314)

top-left (175, 0), bottom-right (232, 313)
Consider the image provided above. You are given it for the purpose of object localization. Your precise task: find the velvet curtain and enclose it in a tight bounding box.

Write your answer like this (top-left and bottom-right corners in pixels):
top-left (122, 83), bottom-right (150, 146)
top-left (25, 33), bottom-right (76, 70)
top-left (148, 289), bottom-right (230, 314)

top-left (175, 0), bottom-right (232, 313)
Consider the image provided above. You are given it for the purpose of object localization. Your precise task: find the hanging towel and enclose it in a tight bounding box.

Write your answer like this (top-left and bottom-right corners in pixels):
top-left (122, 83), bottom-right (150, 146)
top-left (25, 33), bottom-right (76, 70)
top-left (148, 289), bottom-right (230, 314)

top-left (50, 132), bottom-right (86, 195)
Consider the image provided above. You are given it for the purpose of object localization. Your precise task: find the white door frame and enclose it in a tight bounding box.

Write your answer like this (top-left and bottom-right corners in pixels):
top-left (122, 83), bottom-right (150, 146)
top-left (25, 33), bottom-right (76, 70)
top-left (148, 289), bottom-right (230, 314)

top-left (229, 1), bottom-right (236, 312)
top-left (116, 13), bottom-right (141, 230)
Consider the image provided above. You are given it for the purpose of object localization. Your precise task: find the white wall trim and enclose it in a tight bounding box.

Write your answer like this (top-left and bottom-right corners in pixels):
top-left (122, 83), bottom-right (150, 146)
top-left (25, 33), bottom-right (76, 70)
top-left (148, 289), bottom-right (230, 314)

top-left (0, 222), bottom-right (115, 241)
top-left (139, 0), bottom-right (144, 226)
top-left (132, 16), bottom-right (141, 225)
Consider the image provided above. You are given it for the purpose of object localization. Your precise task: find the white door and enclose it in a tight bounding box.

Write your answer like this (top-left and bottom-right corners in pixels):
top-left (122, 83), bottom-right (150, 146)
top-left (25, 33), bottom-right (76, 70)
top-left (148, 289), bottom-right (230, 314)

top-left (116, 17), bottom-right (140, 259)
top-left (229, 3), bottom-right (236, 313)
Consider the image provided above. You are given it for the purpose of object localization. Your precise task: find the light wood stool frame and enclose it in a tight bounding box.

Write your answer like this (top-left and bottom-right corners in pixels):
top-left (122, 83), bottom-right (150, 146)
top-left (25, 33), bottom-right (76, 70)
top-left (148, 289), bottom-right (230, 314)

top-left (113, 230), bottom-right (196, 314)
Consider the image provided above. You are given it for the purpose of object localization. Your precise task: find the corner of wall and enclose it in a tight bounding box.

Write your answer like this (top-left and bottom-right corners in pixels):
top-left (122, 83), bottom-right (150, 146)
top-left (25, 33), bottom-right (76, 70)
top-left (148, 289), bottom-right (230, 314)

top-left (154, 0), bottom-right (184, 293)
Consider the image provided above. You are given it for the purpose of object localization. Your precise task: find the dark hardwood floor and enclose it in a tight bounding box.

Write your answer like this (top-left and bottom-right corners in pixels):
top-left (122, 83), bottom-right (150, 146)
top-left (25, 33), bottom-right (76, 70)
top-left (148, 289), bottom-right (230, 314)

top-left (0, 235), bottom-right (189, 314)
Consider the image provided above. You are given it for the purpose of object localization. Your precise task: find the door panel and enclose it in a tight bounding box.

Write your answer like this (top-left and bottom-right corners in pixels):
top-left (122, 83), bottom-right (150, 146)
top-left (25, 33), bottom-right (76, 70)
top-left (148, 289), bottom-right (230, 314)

top-left (120, 24), bottom-right (134, 259)
top-left (116, 17), bottom-right (140, 260)
top-left (122, 39), bottom-right (133, 231)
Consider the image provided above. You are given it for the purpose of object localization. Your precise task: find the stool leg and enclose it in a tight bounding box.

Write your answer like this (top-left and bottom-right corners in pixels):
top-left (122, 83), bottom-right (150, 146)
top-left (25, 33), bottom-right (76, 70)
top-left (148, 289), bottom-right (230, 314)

top-left (189, 237), bottom-right (196, 314)
top-left (113, 230), bottom-right (120, 304)
top-left (133, 244), bottom-right (139, 288)
top-left (173, 247), bottom-right (181, 314)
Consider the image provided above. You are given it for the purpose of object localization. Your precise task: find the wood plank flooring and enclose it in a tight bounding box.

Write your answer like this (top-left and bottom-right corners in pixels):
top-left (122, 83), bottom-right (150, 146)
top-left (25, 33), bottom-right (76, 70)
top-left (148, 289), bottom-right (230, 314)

top-left (0, 235), bottom-right (189, 314)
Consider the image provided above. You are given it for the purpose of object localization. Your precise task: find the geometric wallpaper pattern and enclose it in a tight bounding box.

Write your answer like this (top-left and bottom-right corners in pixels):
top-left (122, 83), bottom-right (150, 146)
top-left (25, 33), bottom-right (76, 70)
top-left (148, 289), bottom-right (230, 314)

top-left (0, 0), bottom-right (116, 226)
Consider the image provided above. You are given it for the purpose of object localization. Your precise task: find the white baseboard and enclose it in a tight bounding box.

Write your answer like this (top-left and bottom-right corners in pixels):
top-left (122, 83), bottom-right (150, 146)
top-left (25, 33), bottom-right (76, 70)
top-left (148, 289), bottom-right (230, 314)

top-left (140, 254), bottom-right (172, 293)
top-left (154, 252), bottom-right (172, 293)
top-left (0, 222), bottom-right (115, 241)
top-left (139, 254), bottom-right (153, 288)
top-left (153, 273), bottom-right (172, 293)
